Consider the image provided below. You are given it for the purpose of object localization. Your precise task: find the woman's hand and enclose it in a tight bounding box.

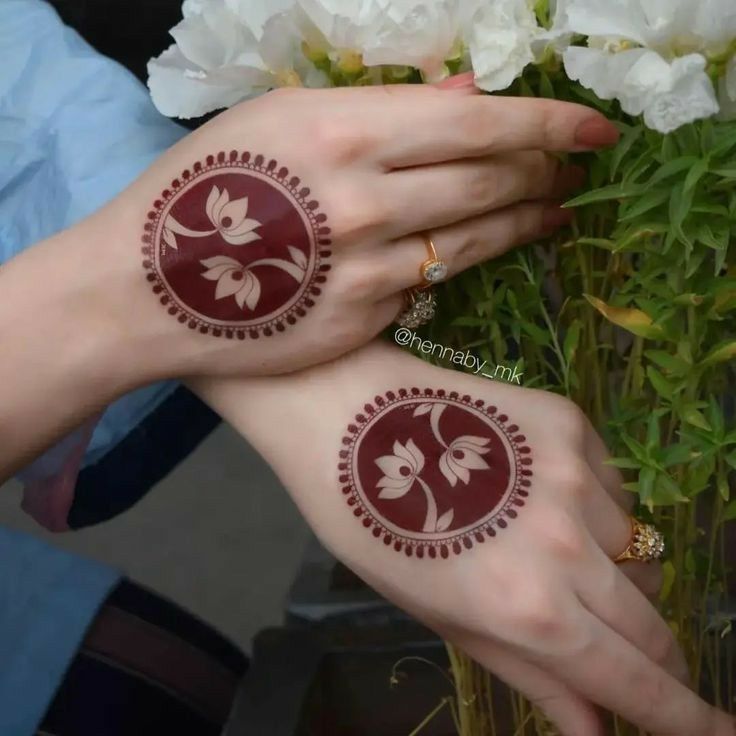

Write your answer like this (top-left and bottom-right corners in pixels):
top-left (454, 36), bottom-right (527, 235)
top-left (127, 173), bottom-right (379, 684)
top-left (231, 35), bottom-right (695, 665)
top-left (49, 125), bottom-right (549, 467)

top-left (100, 79), bottom-right (617, 379)
top-left (192, 340), bottom-right (734, 736)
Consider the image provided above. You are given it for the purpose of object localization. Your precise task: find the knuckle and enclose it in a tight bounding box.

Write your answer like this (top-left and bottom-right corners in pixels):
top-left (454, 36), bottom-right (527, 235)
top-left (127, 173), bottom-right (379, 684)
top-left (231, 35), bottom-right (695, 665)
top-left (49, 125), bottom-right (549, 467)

top-left (330, 187), bottom-right (382, 241)
top-left (310, 115), bottom-right (368, 165)
top-left (465, 168), bottom-right (499, 209)
top-left (541, 509), bottom-right (588, 559)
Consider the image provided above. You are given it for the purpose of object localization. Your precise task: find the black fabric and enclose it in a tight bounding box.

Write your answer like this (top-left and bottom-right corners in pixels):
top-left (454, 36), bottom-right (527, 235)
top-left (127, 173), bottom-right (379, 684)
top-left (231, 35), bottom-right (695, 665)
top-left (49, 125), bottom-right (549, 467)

top-left (40, 580), bottom-right (248, 736)
top-left (47, 0), bottom-right (183, 85)
top-left (68, 387), bottom-right (221, 529)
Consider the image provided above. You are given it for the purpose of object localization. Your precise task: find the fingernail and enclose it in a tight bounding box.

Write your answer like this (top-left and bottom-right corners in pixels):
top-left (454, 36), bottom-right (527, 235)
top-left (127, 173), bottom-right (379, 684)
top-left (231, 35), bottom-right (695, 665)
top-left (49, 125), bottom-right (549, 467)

top-left (542, 205), bottom-right (575, 232)
top-left (437, 71), bottom-right (476, 90)
top-left (574, 116), bottom-right (620, 149)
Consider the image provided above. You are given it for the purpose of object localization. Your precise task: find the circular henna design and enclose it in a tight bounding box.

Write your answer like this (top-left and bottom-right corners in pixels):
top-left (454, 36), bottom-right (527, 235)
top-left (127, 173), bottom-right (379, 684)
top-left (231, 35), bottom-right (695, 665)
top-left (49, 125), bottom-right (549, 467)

top-left (141, 151), bottom-right (331, 338)
top-left (339, 390), bottom-right (533, 559)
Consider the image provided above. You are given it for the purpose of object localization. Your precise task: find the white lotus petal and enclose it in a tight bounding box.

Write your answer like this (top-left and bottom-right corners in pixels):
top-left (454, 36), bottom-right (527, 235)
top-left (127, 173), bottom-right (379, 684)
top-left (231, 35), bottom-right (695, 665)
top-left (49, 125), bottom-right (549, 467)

top-left (219, 195), bottom-right (250, 228)
top-left (378, 483), bottom-right (413, 500)
top-left (288, 245), bottom-right (308, 270)
top-left (206, 186), bottom-right (221, 224)
top-left (221, 230), bottom-right (262, 246)
top-left (439, 453), bottom-right (457, 487)
top-left (227, 218), bottom-right (262, 237)
top-left (413, 403), bottom-right (433, 417)
top-left (405, 438), bottom-right (425, 473)
top-left (202, 264), bottom-right (239, 281)
top-left (215, 269), bottom-right (247, 299)
top-left (244, 275), bottom-right (261, 310)
top-left (454, 449), bottom-right (490, 471)
top-left (212, 187), bottom-right (230, 225)
top-left (435, 508), bottom-right (455, 533)
top-left (377, 475), bottom-right (413, 490)
top-left (455, 436), bottom-right (491, 450)
top-left (201, 255), bottom-right (243, 269)
top-left (376, 454), bottom-right (410, 480)
top-left (163, 228), bottom-right (178, 250)
top-left (450, 459), bottom-right (471, 485)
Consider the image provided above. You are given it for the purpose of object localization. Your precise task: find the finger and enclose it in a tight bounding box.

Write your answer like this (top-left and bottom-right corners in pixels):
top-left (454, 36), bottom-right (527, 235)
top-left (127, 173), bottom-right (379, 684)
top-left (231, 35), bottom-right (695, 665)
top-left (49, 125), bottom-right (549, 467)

top-left (575, 531), bottom-right (689, 684)
top-left (455, 635), bottom-right (604, 736)
top-left (372, 94), bottom-right (620, 168)
top-left (379, 152), bottom-right (585, 239)
top-left (618, 559), bottom-right (664, 600)
top-left (368, 200), bottom-right (574, 298)
top-left (583, 418), bottom-right (632, 510)
top-left (540, 611), bottom-right (733, 736)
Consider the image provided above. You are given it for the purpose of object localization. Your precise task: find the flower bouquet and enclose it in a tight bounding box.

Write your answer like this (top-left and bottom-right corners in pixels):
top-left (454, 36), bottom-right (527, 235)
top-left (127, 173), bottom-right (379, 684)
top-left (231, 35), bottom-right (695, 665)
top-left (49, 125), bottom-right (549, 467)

top-left (148, 1), bottom-right (736, 733)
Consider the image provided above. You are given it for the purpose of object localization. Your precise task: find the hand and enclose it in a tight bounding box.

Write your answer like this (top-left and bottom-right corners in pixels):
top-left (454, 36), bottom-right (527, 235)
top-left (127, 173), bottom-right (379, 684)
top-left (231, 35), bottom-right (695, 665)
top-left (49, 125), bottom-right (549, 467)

top-left (192, 341), bottom-right (734, 736)
top-left (100, 78), bottom-right (617, 379)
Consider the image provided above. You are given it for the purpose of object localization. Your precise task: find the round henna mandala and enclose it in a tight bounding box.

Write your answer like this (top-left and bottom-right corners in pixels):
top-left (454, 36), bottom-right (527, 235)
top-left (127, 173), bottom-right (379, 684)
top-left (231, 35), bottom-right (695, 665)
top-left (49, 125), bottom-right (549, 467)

top-left (141, 151), bottom-right (331, 339)
top-left (338, 390), bottom-right (533, 559)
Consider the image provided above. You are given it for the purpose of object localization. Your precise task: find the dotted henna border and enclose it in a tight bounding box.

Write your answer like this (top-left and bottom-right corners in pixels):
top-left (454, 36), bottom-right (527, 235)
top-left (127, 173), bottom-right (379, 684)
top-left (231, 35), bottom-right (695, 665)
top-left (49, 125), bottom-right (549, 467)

top-left (338, 389), bottom-right (533, 560)
top-left (141, 150), bottom-right (332, 340)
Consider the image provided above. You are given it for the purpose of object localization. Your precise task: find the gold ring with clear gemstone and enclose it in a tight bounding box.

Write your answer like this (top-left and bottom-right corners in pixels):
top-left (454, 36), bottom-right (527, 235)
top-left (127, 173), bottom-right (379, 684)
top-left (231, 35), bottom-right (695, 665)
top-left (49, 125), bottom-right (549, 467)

top-left (614, 518), bottom-right (665, 563)
top-left (396, 288), bottom-right (437, 329)
top-left (419, 234), bottom-right (448, 289)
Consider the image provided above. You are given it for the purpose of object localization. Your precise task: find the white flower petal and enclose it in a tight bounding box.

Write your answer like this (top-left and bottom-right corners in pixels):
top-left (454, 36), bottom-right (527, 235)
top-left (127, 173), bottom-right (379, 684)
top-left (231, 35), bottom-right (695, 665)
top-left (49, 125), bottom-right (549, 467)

top-left (163, 228), bottom-right (178, 250)
top-left (212, 187), bottom-right (230, 225)
top-left (454, 436), bottom-right (491, 449)
top-left (469, 0), bottom-right (538, 93)
top-left (413, 403), bottom-right (433, 417)
top-left (449, 459), bottom-right (471, 485)
top-left (243, 274), bottom-right (261, 310)
top-left (215, 269), bottom-right (247, 299)
top-left (377, 476), bottom-right (413, 490)
top-left (227, 218), bottom-right (262, 238)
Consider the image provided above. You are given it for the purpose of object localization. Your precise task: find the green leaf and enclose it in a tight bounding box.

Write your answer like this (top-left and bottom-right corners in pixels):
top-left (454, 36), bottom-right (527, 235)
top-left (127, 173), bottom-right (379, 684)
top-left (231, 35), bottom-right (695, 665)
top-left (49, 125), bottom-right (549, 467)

top-left (682, 407), bottom-right (712, 432)
top-left (584, 295), bottom-right (665, 339)
top-left (576, 237), bottom-right (616, 251)
top-left (645, 350), bottom-right (690, 376)
top-left (648, 156), bottom-right (700, 186)
top-left (564, 183), bottom-right (648, 208)
top-left (646, 366), bottom-right (675, 400)
top-left (646, 413), bottom-right (661, 448)
top-left (725, 449), bottom-right (736, 471)
top-left (702, 341), bottom-right (736, 366)
top-left (639, 466), bottom-right (657, 507)
top-left (622, 434), bottom-right (649, 464)
top-left (717, 475), bottom-right (730, 502)
top-left (660, 444), bottom-right (693, 468)
top-left (683, 157), bottom-right (709, 192)
top-left (723, 500), bottom-right (736, 522)
top-left (451, 316), bottom-right (489, 327)
top-left (606, 457), bottom-right (641, 470)
top-left (620, 189), bottom-right (670, 220)
top-left (563, 320), bottom-right (582, 364)
top-left (659, 560), bottom-right (676, 602)
top-left (610, 125), bottom-right (643, 179)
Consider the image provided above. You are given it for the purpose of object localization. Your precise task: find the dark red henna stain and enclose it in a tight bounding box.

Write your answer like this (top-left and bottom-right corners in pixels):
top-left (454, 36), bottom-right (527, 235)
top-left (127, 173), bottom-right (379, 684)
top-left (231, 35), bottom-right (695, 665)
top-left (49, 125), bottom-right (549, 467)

top-left (339, 391), bottom-right (532, 559)
top-left (142, 152), bottom-right (329, 338)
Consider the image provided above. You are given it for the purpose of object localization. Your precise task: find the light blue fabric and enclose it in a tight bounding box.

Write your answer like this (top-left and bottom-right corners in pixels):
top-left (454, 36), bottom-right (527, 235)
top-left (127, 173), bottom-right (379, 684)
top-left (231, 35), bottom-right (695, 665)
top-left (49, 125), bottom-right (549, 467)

top-left (0, 526), bottom-right (121, 735)
top-left (0, 0), bottom-right (188, 475)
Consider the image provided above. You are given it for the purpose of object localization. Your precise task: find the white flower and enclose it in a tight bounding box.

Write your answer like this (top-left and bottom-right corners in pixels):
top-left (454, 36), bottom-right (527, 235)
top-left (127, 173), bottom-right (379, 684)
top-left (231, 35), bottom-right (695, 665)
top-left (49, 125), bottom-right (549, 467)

top-left (297, 0), bottom-right (481, 81)
top-left (375, 439), bottom-right (425, 499)
top-left (201, 256), bottom-right (262, 310)
top-left (148, 0), bottom-right (327, 118)
top-left (439, 435), bottom-right (490, 487)
top-left (468, 0), bottom-right (540, 93)
top-left (558, 0), bottom-right (736, 132)
top-left (205, 186), bottom-right (262, 245)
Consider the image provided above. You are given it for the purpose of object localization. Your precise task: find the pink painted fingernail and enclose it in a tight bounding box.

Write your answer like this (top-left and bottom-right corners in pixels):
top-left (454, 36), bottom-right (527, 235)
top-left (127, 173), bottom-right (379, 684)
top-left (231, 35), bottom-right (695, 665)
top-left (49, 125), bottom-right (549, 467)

top-left (436, 71), bottom-right (476, 90)
top-left (542, 205), bottom-right (575, 233)
top-left (574, 117), bottom-right (620, 149)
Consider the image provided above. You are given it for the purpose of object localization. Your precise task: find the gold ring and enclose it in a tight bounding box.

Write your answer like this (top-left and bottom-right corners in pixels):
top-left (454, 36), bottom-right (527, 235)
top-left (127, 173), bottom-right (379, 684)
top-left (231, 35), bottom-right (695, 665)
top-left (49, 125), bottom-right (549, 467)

top-left (419, 234), bottom-right (448, 289)
top-left (396, 287), bottom-right (437, 329)
top-left (614, 517), bottom-right (665, 563)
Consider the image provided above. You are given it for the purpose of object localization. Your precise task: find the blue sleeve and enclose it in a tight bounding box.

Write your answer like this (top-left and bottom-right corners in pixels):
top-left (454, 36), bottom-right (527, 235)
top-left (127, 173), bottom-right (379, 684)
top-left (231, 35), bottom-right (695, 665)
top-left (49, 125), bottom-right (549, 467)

top-left (0, 527), bottom-right (120, 736)
top-left (0, 1), bottom-right (203, 503)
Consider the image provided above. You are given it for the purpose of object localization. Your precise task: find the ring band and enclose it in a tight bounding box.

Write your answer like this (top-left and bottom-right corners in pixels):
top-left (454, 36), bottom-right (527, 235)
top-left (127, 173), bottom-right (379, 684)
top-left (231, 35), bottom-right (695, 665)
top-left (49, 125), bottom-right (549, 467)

top-left (614, 517), bottom-right (665, 563)
top-left (419, 234), bottom-right (448, 289)
top-left (396, 287), bottom-right (437, 329)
